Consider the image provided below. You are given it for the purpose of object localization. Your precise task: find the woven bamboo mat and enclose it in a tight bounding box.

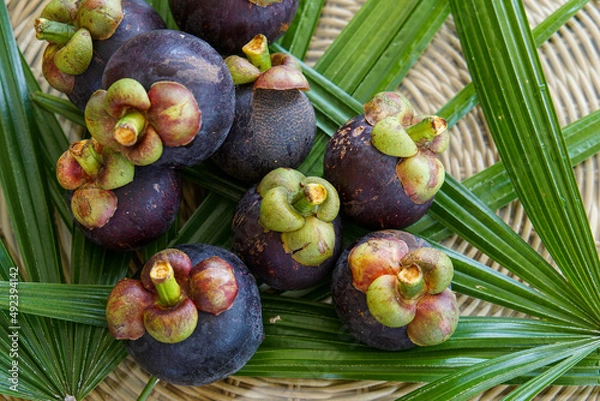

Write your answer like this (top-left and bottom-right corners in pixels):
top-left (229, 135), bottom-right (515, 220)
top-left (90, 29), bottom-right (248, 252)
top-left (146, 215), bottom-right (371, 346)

top-left (5, 0), bottom-right (600, 399)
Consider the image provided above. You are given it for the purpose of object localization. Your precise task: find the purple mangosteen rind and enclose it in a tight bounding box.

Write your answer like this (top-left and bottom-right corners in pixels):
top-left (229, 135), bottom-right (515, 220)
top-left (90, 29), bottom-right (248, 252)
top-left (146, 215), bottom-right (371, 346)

top-left (123, 243), bottom-right (264, 386)
top-left (232, 180), bottom-right (343, 291)
top-left (168, 0), bottom-right (299, 56)
top-left (70, 164), bottom-right (182, 251)
top-left (212, 35), bottom-right (315, 183)
top-left (211, 84), bottom-right (316, 183)
top-left (331, 230), bottom-right (458, 350)
top-left (37, 0), bottom-right (166, 110)
top-left (101, 29), bottom-right (235, 168)
top-left (324, 115), bottom-right (434, 229)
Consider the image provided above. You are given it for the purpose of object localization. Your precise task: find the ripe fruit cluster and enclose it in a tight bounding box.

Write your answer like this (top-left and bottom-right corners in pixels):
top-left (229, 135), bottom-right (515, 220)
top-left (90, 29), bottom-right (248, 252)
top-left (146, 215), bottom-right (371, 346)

top-left (37, 0), bottom-right (460, 390)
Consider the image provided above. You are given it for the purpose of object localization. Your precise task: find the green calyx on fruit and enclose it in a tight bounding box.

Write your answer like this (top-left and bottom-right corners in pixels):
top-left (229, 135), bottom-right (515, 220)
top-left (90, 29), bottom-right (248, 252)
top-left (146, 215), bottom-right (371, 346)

top-left (187, 256), bottom-right (239, 316)
top-left (257, 168), bottom-right (340, 266)
top-left (35, 0), bottom-right (123, 89)
top-left (143, 261), bottom-right (198, 343)
top-left (70, 186), bottom-right (118, 229)
top-left (365, 91), bottom-right (449, 204)
top-left (281, 216), bottom-right (336, 266)
top-left (349, 237), bottom-right (458, 346)
top-left (106, 279), bottom-right (154, 340)
top-left (42, 44), bottom-right (75, 94)
top-left (406, 288), bottom-right (459, 346)
top-left (348, 237), bottom-right (409, 292)
top-left (225, 34), bottom-right (309, 91)
top-left (370, 116), bottom-right (417, 158)
top-left (105, 249), bottom-right (239, 344)
top-left (225, 56), bottom-right (261, 85)
top-left (85, 78), bottom-right (201, 166)
top-left (56, 138), bottom-right (134, 229)
top-left (396, 149), bottom-right (445, 204)
top-left (364, 91), bottom-right (414, 126)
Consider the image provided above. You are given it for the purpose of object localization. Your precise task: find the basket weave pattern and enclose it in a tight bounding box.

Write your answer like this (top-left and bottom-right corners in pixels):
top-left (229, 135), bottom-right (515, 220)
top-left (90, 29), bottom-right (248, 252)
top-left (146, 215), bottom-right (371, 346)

top-left (5, 0), bottom-right (600, 399)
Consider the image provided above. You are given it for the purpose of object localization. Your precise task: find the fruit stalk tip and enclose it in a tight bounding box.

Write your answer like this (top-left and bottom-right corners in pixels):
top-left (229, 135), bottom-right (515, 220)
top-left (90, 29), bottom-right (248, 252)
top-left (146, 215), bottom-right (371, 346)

top-left (113, 110), bottom-right (146, 146)
top-left (150, 260), bottom-right (182, 307)
top-left (293, 183), bottom-right (327, 215)
top-left (397, 264), bottom-right (424, 300)
top-left (34, 18), bottom-right (76, 44)
top-left (243, 34), bottom-right (272, 72)
top-left (69, 139), bottom-right (103, 177)
top-left (407, 115), bottom-right (448, 145)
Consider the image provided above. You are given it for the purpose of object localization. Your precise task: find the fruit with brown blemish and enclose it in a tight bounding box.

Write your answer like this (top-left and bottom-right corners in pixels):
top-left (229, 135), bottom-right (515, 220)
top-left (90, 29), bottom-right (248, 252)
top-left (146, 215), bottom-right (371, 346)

top-left (106, 244), bottom-right (263, 385)
top-left (331, 230), bottom-right (459, 350)
top-left (232, 168), bottom-right (342, 290)
top-left (57, 139), bottom-right (182, 251)
top-left (212, 35), bottom-right (316, 183)
top-left (35, 0), bottom-right (166, 110)
top-left (99, 29), bottom-right (235, 168)
top-left (324, 91), bottom-right (449, 229)
top-left (168, 0), bottom-right (299, 55)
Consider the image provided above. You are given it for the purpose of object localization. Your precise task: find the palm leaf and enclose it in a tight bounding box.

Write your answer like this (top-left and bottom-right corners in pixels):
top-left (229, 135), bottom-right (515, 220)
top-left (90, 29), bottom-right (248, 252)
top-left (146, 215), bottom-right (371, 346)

top-left (398, 338), bottom-right (600, 401)
top-left (450, 0), bottom-right (600, 315)
top-left (277, 0), bottom-right (326, 59)
top-left (315, 0), bottom-right (448, 101)
top-left (0, 0), bottom-right (62, 283)
top-left (413, 109), bottom-right (600, 241)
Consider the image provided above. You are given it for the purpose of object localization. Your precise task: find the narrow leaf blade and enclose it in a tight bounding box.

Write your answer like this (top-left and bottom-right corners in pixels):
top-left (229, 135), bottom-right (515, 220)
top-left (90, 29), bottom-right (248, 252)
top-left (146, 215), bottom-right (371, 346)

top-left (450, 0), bottom-right (600, 316)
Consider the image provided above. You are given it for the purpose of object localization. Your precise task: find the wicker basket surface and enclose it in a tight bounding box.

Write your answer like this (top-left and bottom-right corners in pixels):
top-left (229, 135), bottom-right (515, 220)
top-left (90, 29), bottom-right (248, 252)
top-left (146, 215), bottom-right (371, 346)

top-left (5, 0), bottom-right (600, 399)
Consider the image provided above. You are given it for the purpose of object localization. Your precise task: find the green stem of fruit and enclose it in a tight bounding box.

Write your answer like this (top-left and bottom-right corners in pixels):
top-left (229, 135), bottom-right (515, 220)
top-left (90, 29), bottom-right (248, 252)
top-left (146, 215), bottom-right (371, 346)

top-left (70, 140), bottom-right (103, 177)
top-left (292, 183), bottom-right (327, 216)
top-left (113, 110), bottom-right (146, 147)
top-left (34, 18), bottom-right (76, 45)
top-left (243, 34), bottom-right (272, 72)
top-left (150, 261), bottom-right (182, 307)
top-left (397, 264), bottom-right (424, 300)
top-left (406, 116), bottom-right (447, 145)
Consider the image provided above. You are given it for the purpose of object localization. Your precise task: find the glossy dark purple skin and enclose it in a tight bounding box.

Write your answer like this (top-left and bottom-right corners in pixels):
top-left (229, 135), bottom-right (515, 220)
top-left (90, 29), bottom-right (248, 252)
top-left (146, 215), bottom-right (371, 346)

top-left (324, 115), bottom-right (434, 230)
top-left (232, 185), bottom-right (343, 291)
top-left (125, 243), bottom-right (264, 386)
top-left (212, 85), bottom-right (316, 184)
top-left (68, 0), bottom-right (166, 110)
top-left (331, 230), bottom-right (430, 351)
top-left (102, 29), bottom-right (235, 168)
top-left (168, 0), bottom-right (299, 55)
top-left (73, 165), bottom-right (181, 251)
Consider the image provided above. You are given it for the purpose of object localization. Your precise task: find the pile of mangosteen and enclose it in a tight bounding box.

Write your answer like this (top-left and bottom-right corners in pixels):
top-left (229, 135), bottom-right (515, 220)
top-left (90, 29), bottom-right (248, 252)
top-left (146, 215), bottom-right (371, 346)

top-left (38, 0), bottom-right (460, 390)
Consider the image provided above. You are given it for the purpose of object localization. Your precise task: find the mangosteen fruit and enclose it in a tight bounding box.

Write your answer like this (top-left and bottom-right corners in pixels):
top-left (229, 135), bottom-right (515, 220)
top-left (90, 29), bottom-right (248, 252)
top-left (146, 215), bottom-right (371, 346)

top-left (35, 0), bottom-right (166, 110)
top-left (106, 244), bottom-right (264, 386)
top-left (56, 138), bottom-right (182, 251)
top-left (324, 91), bottom-right (450, 229)
top-left (212, 34), bottom-right (316, 184)
top-left (168, 0), bottom-right (299, 56)
top-left (89, 29), bottom-right (235, 168)
top-left (331, 229), bottom-right (459, 350)
top-left (232, 168), bottom-right (342, 290)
